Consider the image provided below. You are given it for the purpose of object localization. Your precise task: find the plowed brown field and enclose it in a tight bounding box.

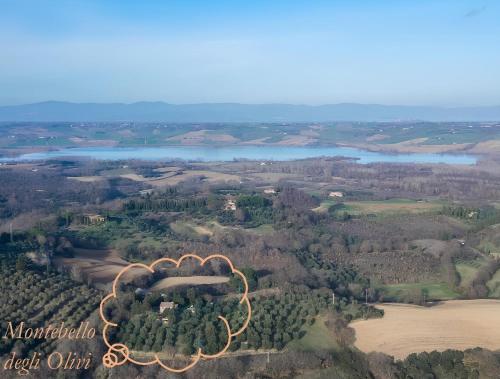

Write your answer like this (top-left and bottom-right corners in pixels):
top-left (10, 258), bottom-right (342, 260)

top-left (351, 300), bottom-right (500, 359)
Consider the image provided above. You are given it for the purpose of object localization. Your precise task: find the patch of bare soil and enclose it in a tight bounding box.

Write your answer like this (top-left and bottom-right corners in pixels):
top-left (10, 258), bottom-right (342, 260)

top-left (67, 176), bottom-right (103, 182)
top-left (351, 300), bottom-right (500, 359)
top-left (146, 170), bottom-right (241, 186)
top-left (469, 139), bottom-right (500, 154)
top-left (54, 248), bottom-right (147, 285)
top-left (150, 275), bottom-right (230, 291)
top-left (120, 169), bottom-right (240, 187)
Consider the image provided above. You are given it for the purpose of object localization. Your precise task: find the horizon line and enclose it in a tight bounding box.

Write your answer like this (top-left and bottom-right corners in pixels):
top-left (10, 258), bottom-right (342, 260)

top-left (2, 100), bottom-right (500, 109)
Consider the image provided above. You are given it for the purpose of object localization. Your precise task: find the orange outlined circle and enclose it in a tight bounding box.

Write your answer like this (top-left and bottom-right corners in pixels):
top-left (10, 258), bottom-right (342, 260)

top-left (99, 253), bottom-right (252, 373)
top-left (103, 344), bottom-right (129, 368)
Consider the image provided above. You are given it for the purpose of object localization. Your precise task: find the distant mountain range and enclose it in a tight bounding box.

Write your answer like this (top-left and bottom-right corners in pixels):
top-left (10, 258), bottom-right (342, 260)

top-left (0, 101), bottom-right (500, 122)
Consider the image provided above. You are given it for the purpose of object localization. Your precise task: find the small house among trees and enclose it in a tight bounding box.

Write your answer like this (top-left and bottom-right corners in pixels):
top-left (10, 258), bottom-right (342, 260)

top-left (224, 199), bottom-right (236, 211)
top-left (159, 301), bottom-right (177, 314)
top-left (159, 301), bottom-right (177, 324)
top-left (82, 213), bottom-right (106, 224)
top-left (329, 191), bottom-right (344, 198)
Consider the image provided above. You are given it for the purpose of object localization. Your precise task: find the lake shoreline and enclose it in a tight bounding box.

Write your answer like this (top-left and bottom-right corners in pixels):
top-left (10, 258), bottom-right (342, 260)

top-left (0, 144), bottom-right (478, 165)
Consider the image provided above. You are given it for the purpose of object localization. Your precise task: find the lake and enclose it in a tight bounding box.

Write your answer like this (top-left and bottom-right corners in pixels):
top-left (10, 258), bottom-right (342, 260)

top-left (1, 145), bottom-right (477, 164)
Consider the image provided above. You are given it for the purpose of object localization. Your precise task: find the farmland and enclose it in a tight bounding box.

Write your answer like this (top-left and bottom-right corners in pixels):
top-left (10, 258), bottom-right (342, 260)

top-left (149, 275), bottom-right (230, 291)
top-left (288, 315), bottom-right (339, 352)
top-left (53, 248), bottom-right (146, 286)
top-left (2, 122), bottom-right (500, 155)
top-left (314, 198), bottom-right (444, 216)
top-left (344, 199), bottom-right (443, 215)
top-left (0, 251), bottom-right (100, 357)
top-left (352, 300), bottom-right (500, 359)
top-left (378, 282), bottom-right (461, 302)
top-left (1, 142), bottom-right (500, 377)
top-left (487, 270), bottom-right (500, 298)
top-left (456, 260), bottom-right (485, 288)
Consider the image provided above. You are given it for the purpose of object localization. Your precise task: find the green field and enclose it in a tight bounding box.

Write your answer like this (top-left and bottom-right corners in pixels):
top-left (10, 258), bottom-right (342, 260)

top-left (315, 198), bottom-right (444, 217)
top-left (379, 282), bottom-right (461, 302)
top-left (455, 259), bottom-right (487, 288)
top-left (288, 316), bottom-right (339, 352)
top-left (247, 223), bottom-right (275, 235)
top-left (312, 199), bottom-right (342, 213)
top-left (170, 221), bottom-right (212, 239)
top-left (478, 241), bottom-right (500, 255)
top-left (487, 270), bottom-right (500, 298)
top-left (2, 122), bottom-right (499, 152)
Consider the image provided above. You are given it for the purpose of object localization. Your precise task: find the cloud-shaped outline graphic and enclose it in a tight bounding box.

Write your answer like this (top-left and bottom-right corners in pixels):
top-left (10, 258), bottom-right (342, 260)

top-left (99, 253), bottom-right (252, 373)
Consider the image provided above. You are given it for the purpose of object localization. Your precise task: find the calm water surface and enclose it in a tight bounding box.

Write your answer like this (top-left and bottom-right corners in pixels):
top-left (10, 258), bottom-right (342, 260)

top-left (1, 145), bottom-right (477, 165)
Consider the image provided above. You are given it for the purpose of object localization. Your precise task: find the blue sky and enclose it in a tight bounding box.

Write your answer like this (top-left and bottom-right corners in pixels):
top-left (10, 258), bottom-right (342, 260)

top-left (1, 0), bottom-right (499, 106)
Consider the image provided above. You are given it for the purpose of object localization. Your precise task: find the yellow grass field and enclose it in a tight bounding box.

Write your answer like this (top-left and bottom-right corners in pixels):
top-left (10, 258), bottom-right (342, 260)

top-left (120, 170), bottom-right (241, 186)
top-left (351, 300), bottom-right (500, 359)
top-left (68, 166), bottom-right (242, 187)
top-left (156, 170), bottom-right (241, 186)
top-left (150, 275), bottom-right (230, 291)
